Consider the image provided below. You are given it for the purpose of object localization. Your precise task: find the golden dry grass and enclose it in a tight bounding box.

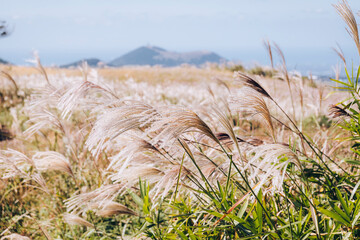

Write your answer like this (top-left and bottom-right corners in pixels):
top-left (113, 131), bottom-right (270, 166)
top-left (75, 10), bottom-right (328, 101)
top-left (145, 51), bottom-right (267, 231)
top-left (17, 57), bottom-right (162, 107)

top-left (1, 64), bottom-right (234, 84)
top-left (0, 62), bottom-right (354, 239)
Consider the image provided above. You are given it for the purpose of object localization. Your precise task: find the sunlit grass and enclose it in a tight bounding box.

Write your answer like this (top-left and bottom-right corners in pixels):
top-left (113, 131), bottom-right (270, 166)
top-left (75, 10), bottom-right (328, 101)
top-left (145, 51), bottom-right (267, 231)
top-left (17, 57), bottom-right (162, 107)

top-left (1, 1), bottom-right (360, 239)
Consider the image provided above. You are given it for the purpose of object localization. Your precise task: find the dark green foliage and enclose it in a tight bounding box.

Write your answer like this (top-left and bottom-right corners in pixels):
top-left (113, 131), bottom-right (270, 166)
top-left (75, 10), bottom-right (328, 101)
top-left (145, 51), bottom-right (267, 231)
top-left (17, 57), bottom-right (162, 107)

top-left (248, 66), bottom-right (275, 78)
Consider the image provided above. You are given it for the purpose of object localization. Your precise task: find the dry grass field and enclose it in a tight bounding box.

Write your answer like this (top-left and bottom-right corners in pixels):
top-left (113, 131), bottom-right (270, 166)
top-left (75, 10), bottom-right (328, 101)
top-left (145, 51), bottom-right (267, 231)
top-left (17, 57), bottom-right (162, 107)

top-left (1, 1), bottom-right (360, 239)
top-left (0, 59), bottom-right (356, 239)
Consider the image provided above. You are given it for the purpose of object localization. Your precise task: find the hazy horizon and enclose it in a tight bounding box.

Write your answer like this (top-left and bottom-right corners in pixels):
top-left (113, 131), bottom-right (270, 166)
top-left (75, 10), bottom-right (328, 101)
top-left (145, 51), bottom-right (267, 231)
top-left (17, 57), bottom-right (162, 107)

top-left (1, 0), bottom-right (360, 75)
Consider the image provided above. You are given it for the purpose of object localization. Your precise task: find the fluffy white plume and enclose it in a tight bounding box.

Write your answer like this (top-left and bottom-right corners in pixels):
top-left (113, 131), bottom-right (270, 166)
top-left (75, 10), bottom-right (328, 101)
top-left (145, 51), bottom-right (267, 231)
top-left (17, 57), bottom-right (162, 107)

top-left (32, 151), bottom-right (73, 176)
top-left (86, 100), bottom-right (159, 158)
top-left (63, 213), bottom-right (94, 228)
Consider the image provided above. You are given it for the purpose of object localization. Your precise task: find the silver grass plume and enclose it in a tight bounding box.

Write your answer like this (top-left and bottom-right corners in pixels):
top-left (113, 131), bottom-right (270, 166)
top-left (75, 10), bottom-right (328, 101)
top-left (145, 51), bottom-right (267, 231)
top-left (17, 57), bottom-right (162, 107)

top-left (25, 85), bottom-right (61, 114)
top-left (148, 107), bottom-right (218, 148)
top-left (230, 87), bottom-right (275, 142)
top-left (333, 43), bottom-right (347, 65)
top-left (234, 72), bottom-right (272, 99)
top-left (215, 132), bottom-right (265, 148)
top-left (273, 42), bottom-right (296, 120)
top-left (334, 0), bottom-right (360, 57)
top-left (195, 153), bottom-right (229, 182)
top-left (109, 165), bottom-right (163, 188)
top-left (0, 150), bottom-right (49, 193)
top-left (63, 213), bottom-right (94, 228)
top-left (245, 144), bottom-right (299, 193)
top-left (212, 103), bottom-right (243, 158)
top-left (0, 71), bottom-right (18, 94)
top-left (86, 100), bottom-right (159, 158)
top-left (93, 201), bottom-right (137, 217)
top-left (215, 78), bottom-right (230, 93)
top-left (24, 110), bottom-right (66, 137)
top-left (333, 64), bottom-right (341, 81)
top-left (151, 164), bottom-right (191, 199)
top-left (329, 104), bottom-right (350, 118)
top-left (0, 234), bottom-right (31, 240)
top-left (65, 184), bottom-right (124, 213)
top-left (273, 43), bottom-right (289, 82)
top-left (263, 39), bottom-right (274, 69)
top-left (32, 151), bottom-right (74, 177)
top-left (108, 140), bottom-right (192, 200)
top-left (30, 173), bottom-right (50, 194)
top-left (107, 134), bottom-right (161, 175)
top-left (26, 52), bottom-right (51, 86)
top-left (0, 149), bottom-right (33, 179)
top-left (57, 75), bottom-right (117, 120)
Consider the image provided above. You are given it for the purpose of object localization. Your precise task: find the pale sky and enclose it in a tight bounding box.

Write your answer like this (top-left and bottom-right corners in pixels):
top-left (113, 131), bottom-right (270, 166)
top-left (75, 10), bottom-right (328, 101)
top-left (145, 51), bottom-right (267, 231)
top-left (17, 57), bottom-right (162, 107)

top-left (1, 0), bottom-right (360, 74)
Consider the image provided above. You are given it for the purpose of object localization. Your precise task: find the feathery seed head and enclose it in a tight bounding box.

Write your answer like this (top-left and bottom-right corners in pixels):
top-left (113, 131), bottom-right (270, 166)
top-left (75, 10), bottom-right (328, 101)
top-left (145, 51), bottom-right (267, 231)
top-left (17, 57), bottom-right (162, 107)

top-left (334, 0), bottom-right (360, 56)
top-left (231, 87), bottom-right (275, 141)
top-left (32, 151), bottom-right (74, 176)
top-left (329, 104), bottom-right (350, 118)
top-left (234, 72), bottom-right (272, 99)
top-left (148, 107), bottom-right (218, 148)
top-left (94, 201), bottom-right (137, 217)
top-left (65, 184), bottom-right (125, 213)
top-left (63, 213), bottom-right (94, 228)
top-left (0, 233), bottom-right (31, 240)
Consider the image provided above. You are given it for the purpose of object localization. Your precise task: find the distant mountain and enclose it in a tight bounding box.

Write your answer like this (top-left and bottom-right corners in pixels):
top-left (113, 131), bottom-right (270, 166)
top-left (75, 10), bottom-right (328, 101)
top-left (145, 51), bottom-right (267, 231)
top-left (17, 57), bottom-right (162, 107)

top-left (108, 46), bottom-right (226, 67)
top-left (61, 58), bottom-right (102, 68)
top-left (0, 58), bottom-right (9, 64)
